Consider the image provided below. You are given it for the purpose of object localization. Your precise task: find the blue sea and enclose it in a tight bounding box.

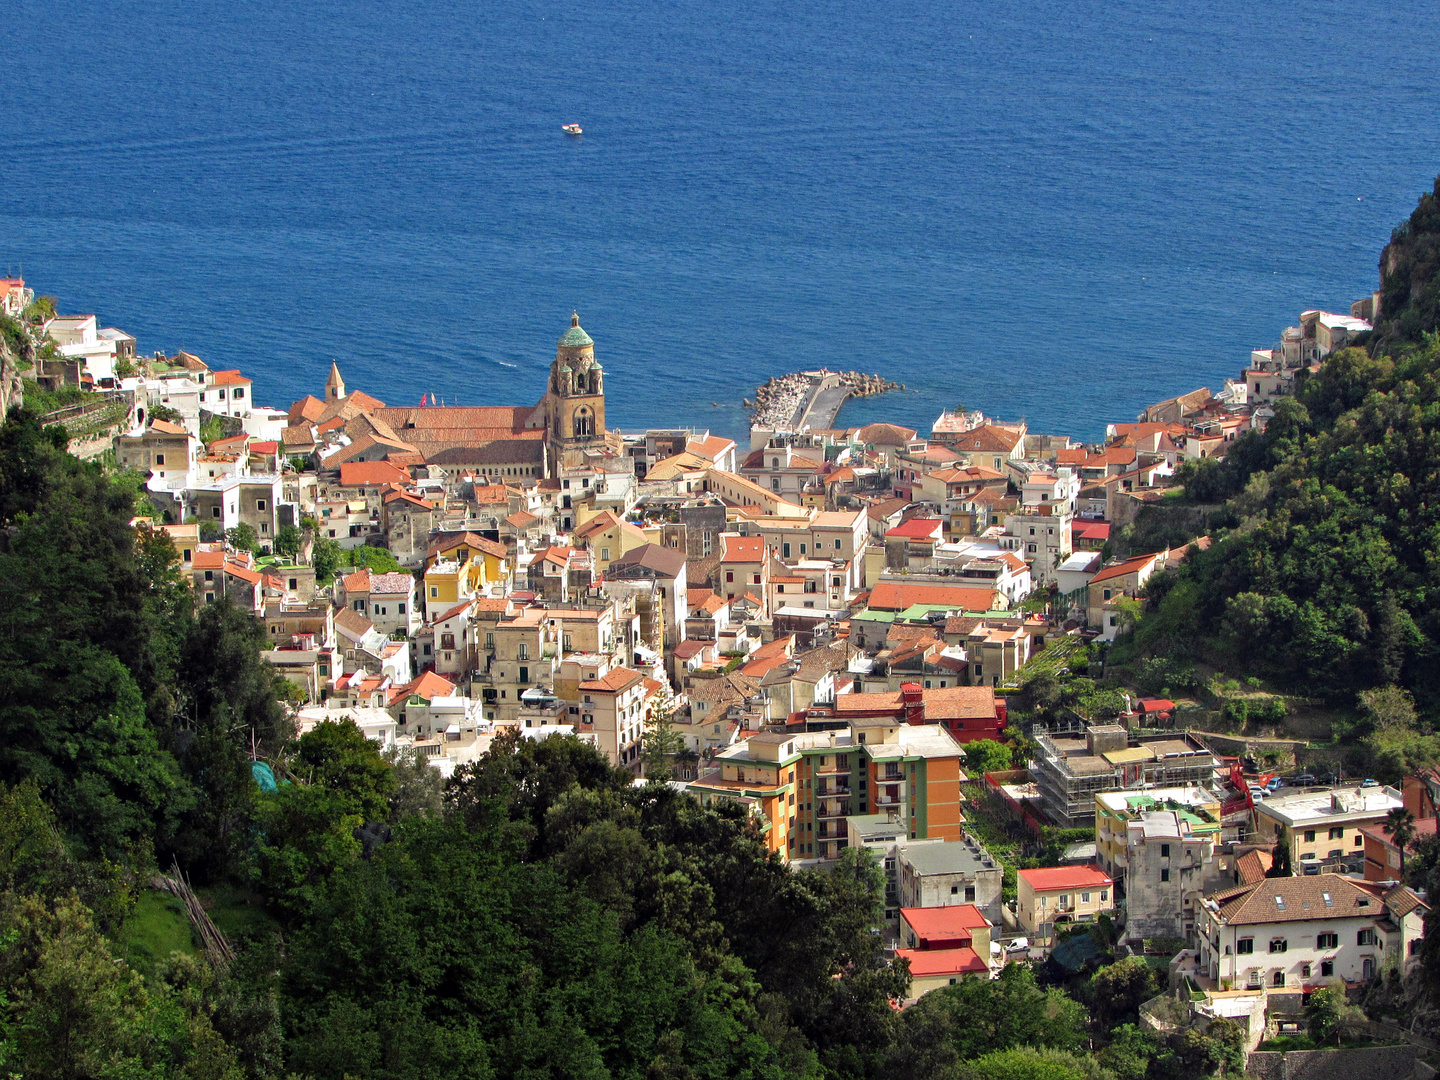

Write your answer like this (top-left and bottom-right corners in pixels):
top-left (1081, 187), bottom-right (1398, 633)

top-left (5, 0), bottom-right (1440, 443)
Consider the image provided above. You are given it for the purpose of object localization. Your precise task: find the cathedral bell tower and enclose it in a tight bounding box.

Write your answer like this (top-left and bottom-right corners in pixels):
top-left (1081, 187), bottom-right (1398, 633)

top-left (542, 312), bottom-right (607, 471)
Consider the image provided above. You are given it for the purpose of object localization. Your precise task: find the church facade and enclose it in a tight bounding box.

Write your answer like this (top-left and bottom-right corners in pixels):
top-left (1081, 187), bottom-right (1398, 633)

top-left (294, 313), bottom-right (622, 481)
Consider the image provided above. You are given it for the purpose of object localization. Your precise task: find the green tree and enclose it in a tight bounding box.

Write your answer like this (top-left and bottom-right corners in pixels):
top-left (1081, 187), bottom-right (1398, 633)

top-left (1095, 1024), bottom-right (1162, 1080)
top-left (311, 537), bottom-right (342, 585)
top-left (1089, 956), bottom-right (1159, 1027)
top-left (1384, 807), bottom-right (1416, 882)
top-left (640, 682), bottom-right (683, 779)
top-left (965, 739), bottom-right (1014, 776)
top-left (893, 962), bottom-right (1085, 1068)
top-left (225, 523), bottom-right (257, 553)
top-left (382, 746), bottom-right (444, 821)
top-left (272, 523), bottom-right (304, 562)
top-left (1305, 985), bottom-right (1357, 1045)
top-left (954, 1046), bottom-right (1116, 1080)
top-left (1267, 835), bottom-right (1293, 878)
top-left (294, 720), bottom-right (396, 823)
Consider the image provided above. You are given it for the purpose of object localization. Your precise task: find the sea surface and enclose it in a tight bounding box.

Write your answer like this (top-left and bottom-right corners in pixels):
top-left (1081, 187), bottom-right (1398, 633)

top-left (5, 0), bottom-right (1440, 444)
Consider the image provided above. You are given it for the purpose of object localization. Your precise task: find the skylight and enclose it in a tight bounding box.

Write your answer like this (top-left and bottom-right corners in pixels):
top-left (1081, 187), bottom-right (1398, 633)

top-left (1322, 892), bottom-right (1333, 907)
top-left (1274, 895), bottom-right (1286, 910)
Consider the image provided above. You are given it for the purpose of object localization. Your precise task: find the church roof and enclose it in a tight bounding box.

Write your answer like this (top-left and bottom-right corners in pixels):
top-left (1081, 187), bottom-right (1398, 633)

top-left (558, 313), bottom-right (593, 349)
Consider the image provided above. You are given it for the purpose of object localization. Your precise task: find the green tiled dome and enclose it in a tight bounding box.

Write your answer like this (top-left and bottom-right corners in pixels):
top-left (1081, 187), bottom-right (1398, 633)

top-left (558, 312), bottom-right (593, 348)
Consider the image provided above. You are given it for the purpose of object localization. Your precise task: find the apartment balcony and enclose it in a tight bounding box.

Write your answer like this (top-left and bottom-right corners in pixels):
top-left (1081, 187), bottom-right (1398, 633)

top-left (816, 823), bottom-right (847, 841)
top-left (816, 799), bottom-right (852, 819)
top-left (815, 781), bottom-right (851, 798)
top-left (814, 761), bottom-right (851, 776)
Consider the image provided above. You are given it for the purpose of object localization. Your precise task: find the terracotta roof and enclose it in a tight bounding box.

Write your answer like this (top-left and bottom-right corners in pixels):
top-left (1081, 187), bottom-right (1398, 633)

top-left (720, 536), bottom-right (766, 562)
top-left (579, 667), bottom-right (645, 693)
top-left (341, 569), bottom-right (371, 593)
top-left (951, 426), bottom-right (1022, 453)
top-left (147, 419), bottom-right (187, 436)
top-left (856, 422), bottom-right (917, 445)
top-left (472, 483), bottom-right (510, 504)
top-left (389, 669), bottom-right (456, 706)
top-left (369, 572), bottom-right (414, 595)
top-left (1018, 865), bottom-right (1113, 892)
top-left (686, 435), bottom-right (734, 461)
top-left (901, 905), bottom-right (990, 941)
top-left (224, 561), bottom-right (262, 585)
top-left (921, 686), bottom-right (998, 721)
top-left (1383, 884), bottom-right (1428, 919)
top-left (1234, 849), bottom-right (1274, 885)
top-left (210, 369), bottom-right (251, 386)
top-left (192, 550), bottom-right (226, 569)
top-left (897, 947), bottom-right (988, 978)
top-left (333, 607), bottom-right (375, 639)
top-left (340, 460), bottom-right (410, 487)
top-left (1211, 874), bottom-right (1389, 925)
top-left (1090, 553), bottom-right (1159, 586)
top-left (885, 518), bottom-right (944, 540)
top-left (610, 543), bottom-right (687, 578)
top-left (431, 532), bottom-right (507, 560)
top-left (867, 582), bottom-right (998, 612)
top-left (429, 599), bottom-right (476, 625)
top-left (505, 511), bottom-right (540, 529)
top-left (866, 497), bottom-right (910, 521)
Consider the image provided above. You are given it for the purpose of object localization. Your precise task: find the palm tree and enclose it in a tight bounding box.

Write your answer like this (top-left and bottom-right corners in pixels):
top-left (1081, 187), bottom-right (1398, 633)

top-left (1386, 807), bottom-right (1416, 881)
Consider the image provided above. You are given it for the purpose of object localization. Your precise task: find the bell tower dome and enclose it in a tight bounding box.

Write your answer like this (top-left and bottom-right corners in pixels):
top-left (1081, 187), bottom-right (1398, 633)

top-left (325, 361), bottom-right (346, 402)
top-left (544, 313), bottom-right (606, 463)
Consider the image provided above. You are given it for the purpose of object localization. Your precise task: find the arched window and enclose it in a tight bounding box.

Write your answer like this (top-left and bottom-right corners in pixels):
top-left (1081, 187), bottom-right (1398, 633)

top-left (574, 408), bottom-right (593, 438)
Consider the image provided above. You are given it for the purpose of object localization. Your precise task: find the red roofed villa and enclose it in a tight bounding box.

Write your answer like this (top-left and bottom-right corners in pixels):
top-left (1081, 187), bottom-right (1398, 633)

top-left (1016, 865), bottom-right (1115, 941)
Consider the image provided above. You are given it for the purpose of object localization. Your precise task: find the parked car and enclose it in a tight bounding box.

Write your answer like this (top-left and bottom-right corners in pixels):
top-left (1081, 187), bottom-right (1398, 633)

top-left (1361, 778), bottom-right (1379, 788)
top-left (1247, 785), bottom-right (1268, 800)
top-left (1292, 773), bottom-right (1317, 786)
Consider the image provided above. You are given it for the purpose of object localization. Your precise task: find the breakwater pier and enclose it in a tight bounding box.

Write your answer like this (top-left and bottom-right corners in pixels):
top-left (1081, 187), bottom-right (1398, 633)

top-left (746, 369), bottom-right (902, 432)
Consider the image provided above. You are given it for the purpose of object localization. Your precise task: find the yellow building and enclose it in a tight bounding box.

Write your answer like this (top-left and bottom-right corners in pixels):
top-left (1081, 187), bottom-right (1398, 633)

top-left (1094, 787), bottom-right (1222, 882)
top-left (423, 532), bottom-right (509, 607)
top-left (572, 510), bottom-right (647, 575)
top-left (1016, 865), bottom-right (1115, 942)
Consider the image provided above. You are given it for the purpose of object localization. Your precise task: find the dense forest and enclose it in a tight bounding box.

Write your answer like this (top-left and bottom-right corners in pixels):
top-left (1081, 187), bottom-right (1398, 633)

top-left (1121, 177), bottom-right (1440, 722)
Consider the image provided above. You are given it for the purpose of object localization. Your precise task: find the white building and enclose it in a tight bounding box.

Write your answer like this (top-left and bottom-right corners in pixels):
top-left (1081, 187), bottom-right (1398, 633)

top-left (1195, 875), bottom-right (1426, 991)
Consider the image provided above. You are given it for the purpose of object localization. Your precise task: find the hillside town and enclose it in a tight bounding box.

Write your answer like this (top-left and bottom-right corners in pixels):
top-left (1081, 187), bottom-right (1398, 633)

top-left (8, 272), bottom-right (1433, 1055)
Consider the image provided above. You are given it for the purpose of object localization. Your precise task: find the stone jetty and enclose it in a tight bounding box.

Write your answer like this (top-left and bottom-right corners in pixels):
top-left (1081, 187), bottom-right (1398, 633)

top-left (745, 369), bottom-right (903, 430)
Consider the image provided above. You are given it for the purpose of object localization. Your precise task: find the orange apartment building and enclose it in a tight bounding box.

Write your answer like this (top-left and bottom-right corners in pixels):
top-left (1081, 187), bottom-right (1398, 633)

top-left (689, 716), bottom-right (967, 862)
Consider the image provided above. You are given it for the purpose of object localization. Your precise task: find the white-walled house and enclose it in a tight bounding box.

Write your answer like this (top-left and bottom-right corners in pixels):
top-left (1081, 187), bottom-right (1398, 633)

top-left (1195, 875), bottom-right (1426, 991)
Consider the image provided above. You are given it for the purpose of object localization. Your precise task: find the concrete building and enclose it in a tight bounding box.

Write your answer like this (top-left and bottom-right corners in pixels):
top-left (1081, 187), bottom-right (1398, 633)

top-left (896, 834), bottom-right (1005, 925)
top-left (1094, 787), bottom-right (1223, 882)
top-left (1252, 785), bottom-right (1404, 872)
top-left (1029, 725), bottom-right (1219, 828)
top-left (1122, 809), bottom-right (1222, 943)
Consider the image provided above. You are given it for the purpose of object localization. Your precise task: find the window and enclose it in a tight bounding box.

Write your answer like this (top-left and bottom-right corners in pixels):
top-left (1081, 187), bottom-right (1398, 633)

top-left (518, 644), bottom-right (529, 661)
top-left (155, 453), bottom-right (165, 465)
top-left (1329, 827), bottom-right (1344, 840)
top-left (1161, 844), bottom-right (1170, 857)
top-left (1321, 960), bottom-right (1334, 977)
top-left (430, 587), bottom-right (438, 598)
top-left (397, 603), bottom-right (405, 614)
top-left (1316, 933), bottom-right (1338, 949)
top-left (234, 387), bottom-right (244, 399)
top-left (951, 885), bottom-right (959, 895)
top-left (1269, 938), bottom-right (1287, 953)
top-left (518, 666), bottom-right (528, 683)
top-left (182, 548), bottom-right (191, 561)
top-left (212, 506), bottom-right (221, 518)
top-left (1357, 928), bottom-right (1376, 946)
top-left (1160, 869), bottom-right (1170, 882)
top-left (964, 886), bottom-right (975, 902)
top-left (440, 633), bottom-right (455, 650)
top-left (1304, 830), bottom-right (1316, 843)
top-left (1301, 963), bottom-right (1312, 979)
top-left (204, 570), bottom-right (214, 582)
top-left (1236, 938), bottom-right (1254, 954)
top-left (783, 542), bottom-right (791, 559)
top-left (486, 633), bottom-right (494, 648)
top-left (1081, 892), bottom-right (1091, 903)
top-left (601, 547), bottom-right (610, 561)
top-left (1273, 970), bottom-right (1285, 987)
top-left (257, 499), bottom-right (267, 511)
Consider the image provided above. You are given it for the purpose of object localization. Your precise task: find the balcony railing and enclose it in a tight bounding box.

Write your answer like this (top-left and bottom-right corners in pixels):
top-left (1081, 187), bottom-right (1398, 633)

top-left (815, 781), bottom-right (850, 797)
top-left (816, 799), bottom-right (851, 819)
top-left (814, 761), bottom-right (851, 775)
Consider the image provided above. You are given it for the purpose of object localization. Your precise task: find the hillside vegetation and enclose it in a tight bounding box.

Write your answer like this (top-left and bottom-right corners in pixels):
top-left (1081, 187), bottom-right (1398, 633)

top-left (1121, 179), bottom-right (1440, 722)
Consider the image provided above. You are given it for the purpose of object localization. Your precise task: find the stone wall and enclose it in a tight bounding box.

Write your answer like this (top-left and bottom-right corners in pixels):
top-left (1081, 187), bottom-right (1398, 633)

top-left (1245, 1044), bottom-right (1427, 1080)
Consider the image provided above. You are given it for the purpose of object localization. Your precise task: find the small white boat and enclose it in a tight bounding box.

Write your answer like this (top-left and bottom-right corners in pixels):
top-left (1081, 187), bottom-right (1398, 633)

top-left (561, 123), bottom-right (583, 135)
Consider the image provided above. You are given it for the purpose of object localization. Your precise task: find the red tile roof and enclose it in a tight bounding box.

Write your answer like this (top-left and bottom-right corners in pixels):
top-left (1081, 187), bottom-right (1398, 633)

top-left (1090, 553), bottom-right (1158, 586)
top-left (901, 905), bottom-right (990, 941)
top-left (886, 517), bottom-right (944, 541)
top-left (1018, 865), bottom-right (1113, 892)
top-left (897, 947), bottom-right (989, 977)
top-left (210, 369), bottom-right (252, 386)
top-left (867, 582), bottom-right (998, 612)
top-left (340, 460), bottom-right (410, 487)
top-left (721, 536), bottom-right (766, 562)
top-left (579, 667), bottom-right (644, 693)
